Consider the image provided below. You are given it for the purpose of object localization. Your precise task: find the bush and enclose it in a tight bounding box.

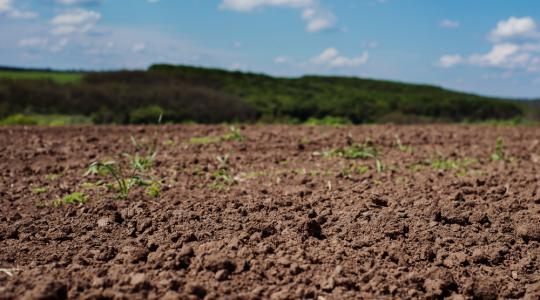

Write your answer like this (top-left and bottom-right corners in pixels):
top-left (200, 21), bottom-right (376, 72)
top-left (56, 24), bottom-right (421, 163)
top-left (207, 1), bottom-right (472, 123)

top-left (129, 105), bottom-right (164, 124)
top-left (0, 114), bottom-right (38, 125)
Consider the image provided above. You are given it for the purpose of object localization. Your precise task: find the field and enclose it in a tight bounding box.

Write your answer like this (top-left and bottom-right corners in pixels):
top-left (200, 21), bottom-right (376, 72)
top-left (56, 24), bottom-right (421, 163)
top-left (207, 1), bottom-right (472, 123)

top-left (0, 70), bottom-right (82, 84)
top-left (1, 125), bottom-right (539, 299)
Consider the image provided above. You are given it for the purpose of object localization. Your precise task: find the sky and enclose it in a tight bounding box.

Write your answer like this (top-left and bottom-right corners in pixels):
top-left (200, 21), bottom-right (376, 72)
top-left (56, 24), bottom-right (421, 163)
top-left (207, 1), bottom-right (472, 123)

top-left (1, 0), bottom-right (540, 98)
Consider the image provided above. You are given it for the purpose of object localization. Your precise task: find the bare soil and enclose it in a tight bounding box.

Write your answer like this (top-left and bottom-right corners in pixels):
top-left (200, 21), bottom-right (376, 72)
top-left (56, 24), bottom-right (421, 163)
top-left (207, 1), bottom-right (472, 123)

top-left (1, 125), bottom-right (539, 299)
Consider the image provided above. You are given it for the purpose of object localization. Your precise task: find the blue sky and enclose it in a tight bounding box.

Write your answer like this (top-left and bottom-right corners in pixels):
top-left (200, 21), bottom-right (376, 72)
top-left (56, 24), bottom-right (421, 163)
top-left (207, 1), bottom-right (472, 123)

top-left (1, 0), bottom-right (540, 98)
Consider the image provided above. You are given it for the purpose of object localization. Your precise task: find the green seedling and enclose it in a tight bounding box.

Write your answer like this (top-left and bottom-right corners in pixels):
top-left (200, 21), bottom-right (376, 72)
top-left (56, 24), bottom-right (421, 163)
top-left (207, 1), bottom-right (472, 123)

top-left (491, 137), bottom-right (507, 161)
top-left (163, 139), bottom-right (176, 146)
top-left (221, 126), bottom-right (246, 142)
top-left (52, 192), bottom-right (86, 207)
top-left (127, 135), bottom-right (156, 171)
top-left (146, 181), bottom-right (161, 198)
top-left (45, 173), bottom-right (61, 181)
top-left (31, 187), bottom-right (48, 195)
top-left (431, 155), bottom-right (477, 175)
top-left (86, 161), bottom-right (136, 199)
top-left (407, 163), bottom-right (426, 172)
top-left (86, 133), bottom-right (161, 199)
top-left (189, 126), bottom-right (246, 145)
top-left (375, 159), bottom-right (384, 173)
top-left (395, 135), bottom-right (413, 153)
top-left (210, 155), bottom-right (236, 189)
top-left (334, 142), bottom-right (378, 159)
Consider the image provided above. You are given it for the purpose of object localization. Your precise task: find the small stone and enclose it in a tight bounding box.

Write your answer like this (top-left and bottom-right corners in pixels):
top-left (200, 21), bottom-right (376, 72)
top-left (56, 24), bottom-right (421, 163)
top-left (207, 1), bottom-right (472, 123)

top-left (305, 219), bottom-right (323, 239)
top-left (97, 217), bottom-right (110, 227)
top-left (215, 269), bottom-right (229, 281)
top-left (179, 245), bottom-right (194, 257)
top-left (512, 271), bottom-right (518, 280)
top-left (130, 273), bottom-right (147, 286)
top-left (370, 194), bottom-right (388, 207)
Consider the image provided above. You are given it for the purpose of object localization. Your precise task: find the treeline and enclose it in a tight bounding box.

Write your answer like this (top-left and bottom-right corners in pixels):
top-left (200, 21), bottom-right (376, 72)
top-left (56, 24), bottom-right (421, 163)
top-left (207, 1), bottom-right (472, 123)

top-left (0, 64), bottom-right (532, 124)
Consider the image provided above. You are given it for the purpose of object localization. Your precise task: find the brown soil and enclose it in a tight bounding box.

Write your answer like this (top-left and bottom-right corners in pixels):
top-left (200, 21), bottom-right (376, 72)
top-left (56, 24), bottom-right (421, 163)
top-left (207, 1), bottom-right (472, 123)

top-left (1, 125), bottom-right (539, 299)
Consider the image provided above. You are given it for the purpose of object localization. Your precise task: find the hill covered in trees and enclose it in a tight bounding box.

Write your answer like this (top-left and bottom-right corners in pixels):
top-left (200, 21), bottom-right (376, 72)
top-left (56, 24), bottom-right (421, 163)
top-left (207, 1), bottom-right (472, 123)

top-left (0, 64), bottom-right (535, 124)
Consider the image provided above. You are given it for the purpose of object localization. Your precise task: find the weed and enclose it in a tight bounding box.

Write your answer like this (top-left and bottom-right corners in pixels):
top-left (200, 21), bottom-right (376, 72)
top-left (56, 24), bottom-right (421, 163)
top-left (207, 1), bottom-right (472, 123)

top-left (375, 160), bottom-right (384, 173)
top-left (127, 136), bottom-right (156, 171)
top-left (52, 192), bottom-right (86, 207)
top-left (210, 155), bottom-right (236, 189)
top-left (189, 126), bottom-right (246, 144)
top-left (431, 155), bottom-right (477, 175)
top-left (86, 161), bottom-right (147, 199)
top-left (163, 139), bottom-right (176, 146)
top-left (323, 139), bottom-right (384, 173)
top-left (491, 137), bottom-right (507, 161)
top-left (395, 135), bottom-right (413, 153)
top-left (407, 163), bottom-right (426, 172)
top-left (31, 187), bottom-right (48, 195)
top-left (189, 136), bottom-right (221, 145)
top-left (334, 142), bottom-right (378, 159)
top-left (221, 126), bottom-right (246, 141)
top-left (146, 181), bottom-right (161, 198)
top-left (86, 133), bottom-right (161, 199)
top-left (45, 173), bottom-right (61, 181)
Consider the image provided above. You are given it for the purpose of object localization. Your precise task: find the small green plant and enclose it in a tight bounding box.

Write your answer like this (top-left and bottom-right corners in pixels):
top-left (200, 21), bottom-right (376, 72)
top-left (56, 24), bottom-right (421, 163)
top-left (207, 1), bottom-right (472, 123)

top-left (430, 155), bottom-right (477, 175)
top-left (146, 181), bottom-right (161, 198)
top-left (334, 142), bottom-right (378, 159)
top-left (221, 126), bottom-right (246, 141)
top-left (324, 139), bottom-right (384, 173)
top-left (127, 136), bottom-right (156, 171)
top-left (210, 155), bottom-right (236, 189)
top-left (31, 187), bottom-right (48, 195)
top-left (52, 192), bottom-right (86, 207)
top-left (86, 134), bottom-right (161, 199)
top-left (86, 161), bottom-right (143, 199)
top-left (491, 137), bottom-right (507, 161)
top-left (45, 173), bottom-right (61, 181)
top-left (189, 126), bottom-right (246, 144)
top-left (395, 135), bottom-right (413, 153)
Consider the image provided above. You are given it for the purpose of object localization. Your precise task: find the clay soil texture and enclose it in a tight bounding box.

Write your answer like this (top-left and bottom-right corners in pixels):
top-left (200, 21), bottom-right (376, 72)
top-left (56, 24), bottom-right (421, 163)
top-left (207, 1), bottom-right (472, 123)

top-left (1, 125), bottom-right (540, 300)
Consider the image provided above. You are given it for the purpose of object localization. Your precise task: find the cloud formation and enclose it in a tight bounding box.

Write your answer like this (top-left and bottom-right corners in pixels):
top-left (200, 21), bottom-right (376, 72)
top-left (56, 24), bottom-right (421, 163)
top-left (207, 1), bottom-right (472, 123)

top-left (50, 9), bottom-right (101, 35)
top-left (439, 19), bottom-right (460, 29)
top-left (311, 47), bottom-right (369, 67)
top-left (0, 0), bottom-right (38, 19)
top-left (490, 16), bottom-right (539, 41)
top-left (439, 16), bottom-right (540, 73)
top-left (220, 0), bottom-right (335, 33)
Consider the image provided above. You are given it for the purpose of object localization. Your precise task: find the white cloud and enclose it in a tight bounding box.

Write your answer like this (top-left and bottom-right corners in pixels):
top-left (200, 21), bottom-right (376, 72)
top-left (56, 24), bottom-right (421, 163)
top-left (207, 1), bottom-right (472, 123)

top-left (18, 37), bottom-right (48, 48)
top-left (469, 43), bottom-right (520, 67)
top-left (220, 0), bottom-right (335, 33)
top-left (439, 19), bottom-right (460, 29)
top-left (0, 0), bottom-right (38, 19)
top-left (132, 42), bottom-right (146, 53)
top-left (438, 54), bottom-right (463, 68)
top-left (0, 0), bottom-right (10, 13)
top-left (301, 6), bottom-right (335, 32)
top-left (311, 47), bottom-right (369, 67)
top-left (274, 56), bottom-right (290, 63)
top-left (490, 16), bottom-right (539, 41)
top-left (220, 0), bottom-right (314, 11)
top-left (50, 9), bottom-right (101, 35)
top-left (438, 17), bottom-right (540, 74)
top-left (54, 0), bottom-right (102, 5)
